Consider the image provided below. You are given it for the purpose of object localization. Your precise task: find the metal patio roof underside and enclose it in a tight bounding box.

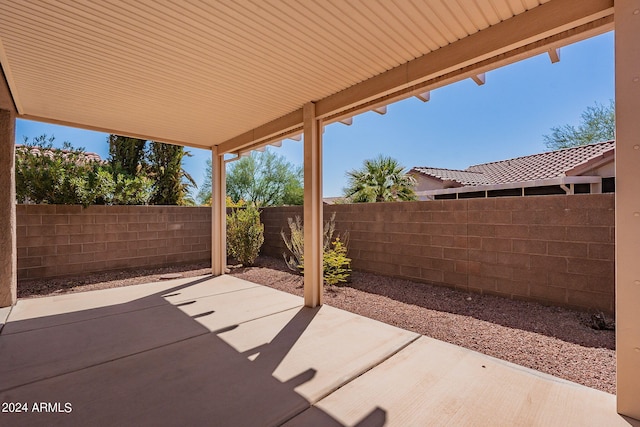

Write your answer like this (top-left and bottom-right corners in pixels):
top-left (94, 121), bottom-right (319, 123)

top-left (0, 0), bottom-right (613, 153)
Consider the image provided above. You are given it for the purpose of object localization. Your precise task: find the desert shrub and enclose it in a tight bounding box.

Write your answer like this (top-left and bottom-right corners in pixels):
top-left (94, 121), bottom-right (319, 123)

top-left (281, 212), bottom-right (351, 284)
top-left (322, 237), bottom-right (351, 285)
top-left (282, 215), bottom-right (305, 271)
top-left (227, 205), bottom-right (264, 266)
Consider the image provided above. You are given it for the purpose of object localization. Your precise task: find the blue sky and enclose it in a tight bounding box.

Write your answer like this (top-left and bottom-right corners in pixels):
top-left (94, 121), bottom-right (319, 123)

top-left (15, 32), bottom-right (614, 199)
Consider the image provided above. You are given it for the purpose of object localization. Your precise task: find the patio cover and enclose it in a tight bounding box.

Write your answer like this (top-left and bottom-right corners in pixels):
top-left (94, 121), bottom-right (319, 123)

top-left (0, 0), bottom-right (613, 150)
top-left (0, 0), bottom-right (638, 420)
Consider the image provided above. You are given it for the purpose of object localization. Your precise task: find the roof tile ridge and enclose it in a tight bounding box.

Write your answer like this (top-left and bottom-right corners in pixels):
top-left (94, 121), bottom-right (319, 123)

top-left (414, 166), bottom-right (485, 174)
top-left (467, 139), bottom-right (616, 169)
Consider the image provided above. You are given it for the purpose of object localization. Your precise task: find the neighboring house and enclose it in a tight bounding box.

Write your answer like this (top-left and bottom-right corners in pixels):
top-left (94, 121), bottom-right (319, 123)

top-left (15, 144), bottom-right (103, 164)
top-left (409, 140), bottom-right (615, 200)
top-left (323, 196), bottom-right (348, 205)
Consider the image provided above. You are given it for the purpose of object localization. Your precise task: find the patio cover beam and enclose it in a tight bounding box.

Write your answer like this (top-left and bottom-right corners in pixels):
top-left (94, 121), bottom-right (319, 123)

top-left (216, 0), bottom-right (613, 155)
top-left (615, 0), bottom-right (640, 419)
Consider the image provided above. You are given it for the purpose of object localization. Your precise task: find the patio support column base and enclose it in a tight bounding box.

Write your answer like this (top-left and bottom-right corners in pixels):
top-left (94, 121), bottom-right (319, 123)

top-left (303, 102), bottom-right (323, 308)
top-left (211, 146), bottom-right (226, 276)
top-left (615, 0), bottom-right (640, 420)
top-left (0, 108), bottom-right (16, 307)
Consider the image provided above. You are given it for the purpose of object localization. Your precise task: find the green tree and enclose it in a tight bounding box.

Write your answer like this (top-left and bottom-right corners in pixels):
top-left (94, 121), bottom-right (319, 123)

top-left (108, 134), bottom-right (196, 205)
top-left (147, 141), bottom-right (196, 205)
top-left (108, 135), bottom-right (147, 175)
top-left (543, 100), bottom-right (615, 150)
top-left (343, 155), bottom-right (417, 203)
top-left (16, 135), bottom-right (154, 206)
top-left (16, 135), bottom-right (104, 206)
top-left (106, 134), bottom-right (155, 205)
top-left (196, 158), bottom-right (213, 205)
top-left (198, 150), bottom-right (303, 206)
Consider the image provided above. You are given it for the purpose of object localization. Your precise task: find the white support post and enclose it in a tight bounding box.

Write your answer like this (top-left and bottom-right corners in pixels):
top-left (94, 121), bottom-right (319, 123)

top-left (211, 146), bottom-right (226, 276)
top-left (0, 108), bottom-right (16, 307)
top-left (303, 102), bottom-right (323, 308)
top-left (615, 0), bottom-right (640, 419)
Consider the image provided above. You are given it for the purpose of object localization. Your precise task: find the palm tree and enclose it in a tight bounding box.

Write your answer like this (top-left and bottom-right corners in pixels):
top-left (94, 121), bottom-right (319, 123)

top-left (343, 155), bottom-right (417, 203)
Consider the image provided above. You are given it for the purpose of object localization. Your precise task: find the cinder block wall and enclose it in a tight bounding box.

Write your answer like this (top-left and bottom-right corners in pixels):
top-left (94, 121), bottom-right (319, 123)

top-left (262, 194), bottom-right (615, 313)
top-left (17, 205), bottom-right (211, 280)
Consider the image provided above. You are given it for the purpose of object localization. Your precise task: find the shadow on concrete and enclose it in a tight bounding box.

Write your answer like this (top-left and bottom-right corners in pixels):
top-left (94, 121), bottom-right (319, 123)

top-left (234, 256), bottom-right (613, 350)
top-left (0, 277), bottom-right (385, 426)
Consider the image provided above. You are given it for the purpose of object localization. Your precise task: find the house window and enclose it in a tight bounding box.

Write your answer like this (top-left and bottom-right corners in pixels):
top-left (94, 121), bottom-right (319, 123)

top-left (458, 191), bottom-right (486, 199)
top-left (574, 184), bottom-right (591, 194)
top-left (524, 186), bottom-right (565, 196)
top-left (487, 188), bottom-right (522, 197)
top-left (602, 177), bottom-right (615, 193)
top-left (434, 194), bottom-right (457, 200)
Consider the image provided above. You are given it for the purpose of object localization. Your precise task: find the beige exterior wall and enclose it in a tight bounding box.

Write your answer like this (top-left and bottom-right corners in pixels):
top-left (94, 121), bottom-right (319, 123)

top-left (17, 205), bottom-right (211, 280)
top-left (614, 0), bottom-right (640, 418)
top-left (410, 173), bottom-right (446, 192)
top-left (593, 161), bottom-right (615, 177)
top-left (262, 194), bottom-right (615, 313)
top-left (0, 109), bottom-right (16, 307)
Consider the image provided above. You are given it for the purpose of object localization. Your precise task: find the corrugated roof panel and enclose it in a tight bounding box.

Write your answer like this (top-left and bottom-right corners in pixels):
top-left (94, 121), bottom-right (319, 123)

top-left (0, 0), bottom-right (562, 147)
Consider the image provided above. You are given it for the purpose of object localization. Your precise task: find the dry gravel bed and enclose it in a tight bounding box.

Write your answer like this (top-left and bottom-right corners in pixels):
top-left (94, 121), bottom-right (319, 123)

top-left (17, 256), bottom-right (615, 394)
top-left (17, 263), bottom-right (212, 299)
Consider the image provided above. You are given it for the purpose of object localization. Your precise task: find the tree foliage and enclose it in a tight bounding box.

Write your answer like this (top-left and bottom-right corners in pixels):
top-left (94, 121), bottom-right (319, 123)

top-left (147, 141), bottom-right (196, 205)
top-left (16, 134), bottom-right (195, 206)
top-left (196, 158), bottom-right (213, 205)
top-left (343, 155), bottom-right (417, 203)
top-left (198, 150), bottom-right (303, 207)
top-left (15, 135), bottom-right (153, 206)
top-left (107, 135), bottom-right (196, 205)
top-left (108, 135), bottom-right (147, 176)
top-left (543, 100), bottom-right (615, 150)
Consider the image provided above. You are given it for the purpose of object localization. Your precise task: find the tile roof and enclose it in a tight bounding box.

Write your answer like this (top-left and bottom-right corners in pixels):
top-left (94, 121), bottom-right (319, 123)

top-left (408, 168), bottom-right (492, 186)
top-left (411, 140), bottom-right (615, 187)
top-left (15, 144), bottom-right (103, 163)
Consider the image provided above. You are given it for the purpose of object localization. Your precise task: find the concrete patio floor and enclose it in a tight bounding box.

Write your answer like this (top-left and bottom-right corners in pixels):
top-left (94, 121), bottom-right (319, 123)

top-left (0, 275), bottom-right (637, 427)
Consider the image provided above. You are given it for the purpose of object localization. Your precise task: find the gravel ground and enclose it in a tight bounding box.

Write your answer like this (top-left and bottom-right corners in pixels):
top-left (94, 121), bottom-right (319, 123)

top-left (17, 263), bottom-right (212, 299)
top-left (17, 256), bottom-right (616, 394)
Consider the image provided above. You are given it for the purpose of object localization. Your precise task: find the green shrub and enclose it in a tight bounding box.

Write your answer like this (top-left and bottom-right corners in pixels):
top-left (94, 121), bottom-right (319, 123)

top-left (227, 205), bottom-right (264, 266)
top-left (281, 212), bottom-right (351, 285)
top-left (15, 135), bottom-right (154, 206)
top-left (323, 237), bottom-right (351, 285)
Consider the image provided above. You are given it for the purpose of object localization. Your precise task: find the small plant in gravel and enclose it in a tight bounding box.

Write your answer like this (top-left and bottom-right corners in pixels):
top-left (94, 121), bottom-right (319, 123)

top-left (227, 204), bottom-right (264, 266)
top-left (281, 212), bottom-right (351, 284)
top-left (322, 237), bottom-right (351, 285)
top-left (589, 312), bottom-right (615, 330)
